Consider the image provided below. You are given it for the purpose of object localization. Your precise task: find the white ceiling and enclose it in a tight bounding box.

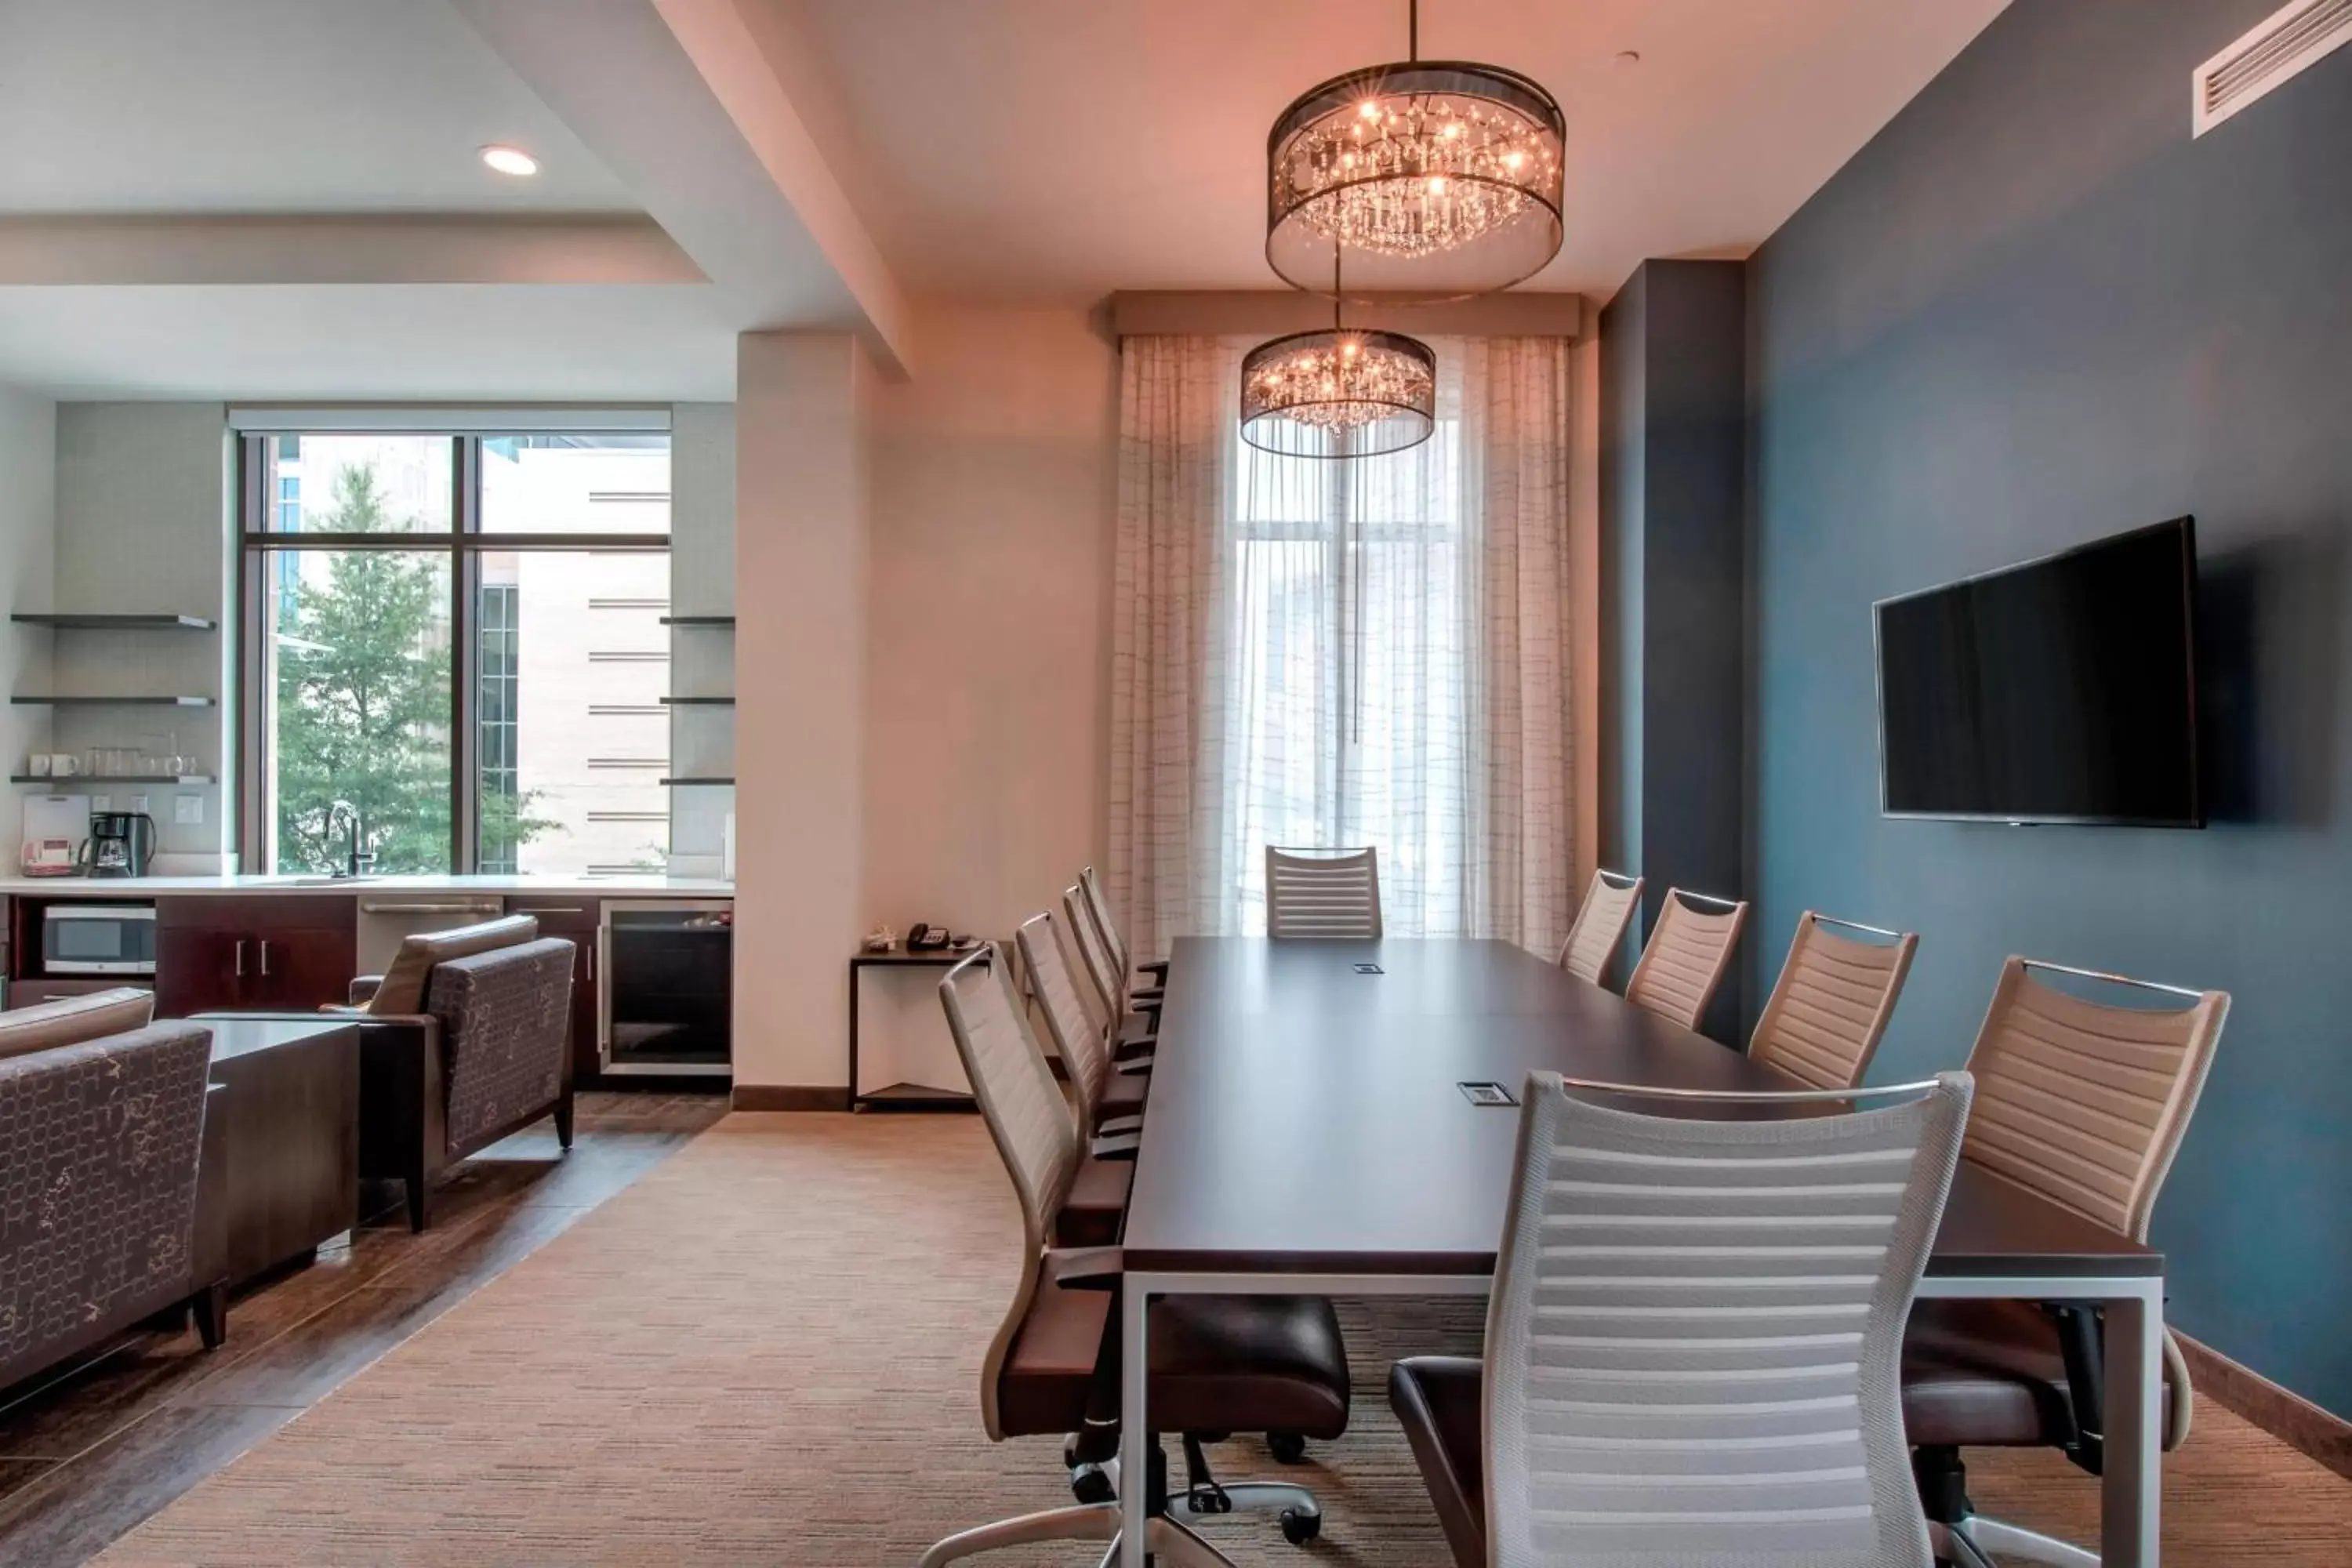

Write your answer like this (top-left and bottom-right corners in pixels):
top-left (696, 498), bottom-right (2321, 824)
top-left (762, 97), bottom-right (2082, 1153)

top-left (0, 0), bottom-right (634, 213)
top-left (0, 286), bottom-right (743, 402)
top-left (770, 0), bottom-right (2009, 299)
top-left (0, 0), bottom-right (2010, 397)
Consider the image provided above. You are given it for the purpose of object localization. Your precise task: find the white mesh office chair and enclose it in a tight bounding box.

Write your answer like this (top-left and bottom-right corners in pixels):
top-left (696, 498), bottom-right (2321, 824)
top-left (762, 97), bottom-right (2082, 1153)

top-left (1749, 912), bottom-right (1919, 1091)
top-left (924, 947), bottom-right (1343, 1568)
top-left (1556, 869), bottom-right (1644, 985)
top-left (1065, 884), bottom-right (1157, 1057)
top-left (1018, 910), bottom-right (1145, 1156)
top-left (1263, 846), bottom-right (1382, 939)
top-left (1080, 863), bottom-right (1167, 998)
top-left (1624, 887), bottom-right (1748, 1029)
top-left (1392, 1070), bottom-right (1976, 1568)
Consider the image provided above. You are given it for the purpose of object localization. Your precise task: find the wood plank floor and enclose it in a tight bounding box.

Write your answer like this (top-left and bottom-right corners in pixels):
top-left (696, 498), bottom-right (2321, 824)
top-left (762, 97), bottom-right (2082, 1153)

top-left (0, 1091), bottom-right (728, 1568)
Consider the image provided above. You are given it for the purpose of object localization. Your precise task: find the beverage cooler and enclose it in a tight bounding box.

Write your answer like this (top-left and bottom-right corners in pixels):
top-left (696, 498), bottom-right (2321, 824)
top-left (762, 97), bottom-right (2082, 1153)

top-left (598, 900), bottom-right (732, 1076)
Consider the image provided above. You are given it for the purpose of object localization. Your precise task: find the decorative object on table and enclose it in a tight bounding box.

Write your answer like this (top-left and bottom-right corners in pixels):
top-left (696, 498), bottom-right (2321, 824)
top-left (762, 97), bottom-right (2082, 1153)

top-left (20, 793), bottom-right (90, 876)
top-left (85, 810), bottom-right (157, 878)
top-left (862, 926), bottom-right (898, 953)
top-left (1264, 0), bottom-right (1565, 300)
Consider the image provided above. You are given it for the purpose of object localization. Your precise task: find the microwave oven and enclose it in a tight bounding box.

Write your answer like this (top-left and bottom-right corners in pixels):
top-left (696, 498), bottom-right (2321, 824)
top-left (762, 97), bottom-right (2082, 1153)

top-left (42, 904), bottom-right (158, 975)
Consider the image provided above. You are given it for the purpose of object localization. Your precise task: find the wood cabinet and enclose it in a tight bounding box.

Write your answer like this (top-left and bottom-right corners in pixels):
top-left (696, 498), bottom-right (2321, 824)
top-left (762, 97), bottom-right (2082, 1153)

top-left (154, 895), bottom-right (358, 1016)
top-left (504, 896), bottom-right (601, 1083)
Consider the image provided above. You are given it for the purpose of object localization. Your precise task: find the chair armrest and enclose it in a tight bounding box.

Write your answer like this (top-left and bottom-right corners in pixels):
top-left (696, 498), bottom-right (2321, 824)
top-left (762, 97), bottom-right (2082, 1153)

top-left (1044, 1247), bottom-right (1123, 1290)
top-left (346, 975), bottom-right (385, 1006)
top-left (1136, 959), bottom-right (1170, 980)
top-left (1090, 1130), bottom-right (1142, 1161)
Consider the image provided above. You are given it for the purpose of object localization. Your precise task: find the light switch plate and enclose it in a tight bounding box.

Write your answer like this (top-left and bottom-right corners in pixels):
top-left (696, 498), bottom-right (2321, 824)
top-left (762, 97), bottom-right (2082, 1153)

top-left (90, 793), bottom-right (111, 812)
top-left (130, 794), bottom-right (151, 815)
top-left (175, 793), bottom-right (204, 826)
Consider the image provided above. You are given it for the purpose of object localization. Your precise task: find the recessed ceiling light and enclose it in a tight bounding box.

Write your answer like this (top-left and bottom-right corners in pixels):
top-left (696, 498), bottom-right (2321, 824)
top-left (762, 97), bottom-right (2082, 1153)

top-left (479, 144), bottom-right (539, 176)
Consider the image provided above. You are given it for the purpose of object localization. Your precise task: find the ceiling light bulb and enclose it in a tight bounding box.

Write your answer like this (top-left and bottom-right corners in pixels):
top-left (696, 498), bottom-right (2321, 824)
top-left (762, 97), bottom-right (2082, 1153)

top-left (479, 144), bottom-right (539, 176)
top-left (1359, 101), bottom-right (1380, 118)
top-left (1427, 176), bottom-right (1448, 194)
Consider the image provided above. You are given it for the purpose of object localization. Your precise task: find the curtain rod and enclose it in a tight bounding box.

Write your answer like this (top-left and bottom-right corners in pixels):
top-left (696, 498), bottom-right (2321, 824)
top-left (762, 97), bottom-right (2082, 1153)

top-left (1108, 290), bottom-right (1591, 342)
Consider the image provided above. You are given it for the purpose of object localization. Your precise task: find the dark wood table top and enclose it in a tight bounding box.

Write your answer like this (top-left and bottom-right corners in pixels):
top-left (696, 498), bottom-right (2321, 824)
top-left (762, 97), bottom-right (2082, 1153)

top-left (191, 1014), bottom-right (358, 1065)
top-left (1120, 937), bottom-right (2159, 1282)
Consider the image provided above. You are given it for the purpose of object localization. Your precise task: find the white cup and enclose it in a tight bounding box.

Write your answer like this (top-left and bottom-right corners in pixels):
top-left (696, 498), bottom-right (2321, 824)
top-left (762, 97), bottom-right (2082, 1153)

top-left (49, 754), bottom-right (79, 777)
top-left (26, 754), bottom-right (49, 777)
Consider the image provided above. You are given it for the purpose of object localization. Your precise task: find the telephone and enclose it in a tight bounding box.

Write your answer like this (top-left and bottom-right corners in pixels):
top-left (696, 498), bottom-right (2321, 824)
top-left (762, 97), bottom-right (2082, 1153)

top-left (906, 924), bottom-right (953, 952)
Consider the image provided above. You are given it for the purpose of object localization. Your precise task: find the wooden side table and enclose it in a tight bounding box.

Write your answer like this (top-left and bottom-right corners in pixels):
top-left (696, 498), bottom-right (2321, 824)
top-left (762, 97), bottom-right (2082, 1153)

top-left (847, 945), bottom-right (1007, 1112)
top-left (196, 1016), bottom-right (361, 1283)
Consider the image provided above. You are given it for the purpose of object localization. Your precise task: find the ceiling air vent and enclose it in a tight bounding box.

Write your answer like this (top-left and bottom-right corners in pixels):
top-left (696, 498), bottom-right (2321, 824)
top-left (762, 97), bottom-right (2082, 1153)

top-left (2194, 0), bottom-right (2352, 136)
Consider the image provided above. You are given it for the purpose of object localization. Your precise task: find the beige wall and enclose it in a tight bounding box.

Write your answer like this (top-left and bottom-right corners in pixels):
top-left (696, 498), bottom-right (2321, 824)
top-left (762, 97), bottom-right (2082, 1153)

top-left (863, 304), bottom-right (1117, 936)
top-left (0, 385), bottom-right (57, 851)
top-left (731, 332), bottom-right (877, 1093)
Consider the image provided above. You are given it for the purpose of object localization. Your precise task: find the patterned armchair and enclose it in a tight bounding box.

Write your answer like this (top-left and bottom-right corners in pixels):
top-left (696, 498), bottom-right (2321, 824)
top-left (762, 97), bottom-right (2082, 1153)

top-left (0, 1006), bottom-right (228, 1392)
top-left (352, 934), bottom-right (577, 1231)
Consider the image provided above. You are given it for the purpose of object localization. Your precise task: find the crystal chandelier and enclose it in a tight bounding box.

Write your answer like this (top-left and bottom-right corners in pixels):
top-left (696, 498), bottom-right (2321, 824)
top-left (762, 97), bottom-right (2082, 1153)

top-left (1266, 0), bottom-right (1564, 299)
top-left (1240, 317), bottom-right (1436, 459)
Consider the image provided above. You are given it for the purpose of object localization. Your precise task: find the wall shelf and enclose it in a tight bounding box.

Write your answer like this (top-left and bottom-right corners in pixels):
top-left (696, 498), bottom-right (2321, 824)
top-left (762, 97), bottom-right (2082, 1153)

top-left (11, 613), bottom-right (217, 631)
top-left (10, 695), bottom-right (216, 706)
top-left (659, 776), bottom-right (736, 786)
top-left (11, 775), bottom-right (215, 786)
top-left (659, 696), bottom-right (735, 706)
top-left (660, 615), bottom-right (736, 628)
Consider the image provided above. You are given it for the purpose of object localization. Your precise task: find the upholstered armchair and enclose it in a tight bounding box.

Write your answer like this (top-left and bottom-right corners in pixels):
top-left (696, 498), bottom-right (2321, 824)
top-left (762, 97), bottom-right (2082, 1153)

top-left (221, 915), bottom-right (576, 1232)
top-left (343, 917), bottom-right (576, 1231)
top-left (0, 989), bottom-right (229, 1391)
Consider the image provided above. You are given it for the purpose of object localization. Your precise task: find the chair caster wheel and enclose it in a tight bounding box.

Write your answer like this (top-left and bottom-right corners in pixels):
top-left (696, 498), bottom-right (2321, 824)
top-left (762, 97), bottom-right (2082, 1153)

top-left (1266, 1431), bottom-right (1308, 1465)
top-left (1069, 1464), bottom-right (1115, 1505)
top-left (1279, 1507), bottom-right (1321, 1545)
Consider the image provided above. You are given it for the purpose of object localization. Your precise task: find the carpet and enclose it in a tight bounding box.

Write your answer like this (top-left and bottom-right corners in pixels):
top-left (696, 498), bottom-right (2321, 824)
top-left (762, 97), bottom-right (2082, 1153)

top-left (96, 1113), bottom-right (2350, 1566)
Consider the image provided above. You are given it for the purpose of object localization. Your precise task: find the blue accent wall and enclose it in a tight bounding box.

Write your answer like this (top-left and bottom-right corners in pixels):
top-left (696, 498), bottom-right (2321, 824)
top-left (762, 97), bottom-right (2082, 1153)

top-left (1748, 0), bottom-right (2352, 1414)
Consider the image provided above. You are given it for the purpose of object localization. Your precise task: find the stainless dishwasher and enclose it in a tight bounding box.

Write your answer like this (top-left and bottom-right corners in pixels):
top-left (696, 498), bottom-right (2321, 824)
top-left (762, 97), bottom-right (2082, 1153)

top-left (598, 900), bottom-right (732, 1076)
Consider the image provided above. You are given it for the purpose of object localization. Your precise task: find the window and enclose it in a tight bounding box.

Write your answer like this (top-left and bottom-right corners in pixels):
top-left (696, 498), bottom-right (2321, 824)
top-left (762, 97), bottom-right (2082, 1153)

top-left (241, 430), bottom-right (672, 875)
top-left (1220, 411), bottom-right (1470, 934)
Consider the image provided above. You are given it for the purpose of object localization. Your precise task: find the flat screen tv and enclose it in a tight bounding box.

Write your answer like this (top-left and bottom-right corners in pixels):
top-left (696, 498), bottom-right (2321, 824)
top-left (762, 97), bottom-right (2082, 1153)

top-left (1875, 517), bottom-right (2201, 827)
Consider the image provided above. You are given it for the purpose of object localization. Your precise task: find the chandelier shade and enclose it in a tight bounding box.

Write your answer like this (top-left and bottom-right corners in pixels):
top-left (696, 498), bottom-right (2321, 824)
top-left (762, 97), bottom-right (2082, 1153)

top-left (1240, 328), bottom-right (1436, 459)
top-left (1266, 60), bottom-right (1565, 300)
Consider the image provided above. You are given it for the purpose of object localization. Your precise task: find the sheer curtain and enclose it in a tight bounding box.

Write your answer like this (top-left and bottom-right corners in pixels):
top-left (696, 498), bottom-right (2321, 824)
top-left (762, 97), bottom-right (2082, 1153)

top-left (1109, 334), bottom-right (1577, 955)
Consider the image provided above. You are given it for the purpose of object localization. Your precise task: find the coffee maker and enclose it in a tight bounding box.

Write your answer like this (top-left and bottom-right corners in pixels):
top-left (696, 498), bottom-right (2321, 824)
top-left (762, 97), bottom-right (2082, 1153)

top-left (85, 811), bottom-right (155, 878)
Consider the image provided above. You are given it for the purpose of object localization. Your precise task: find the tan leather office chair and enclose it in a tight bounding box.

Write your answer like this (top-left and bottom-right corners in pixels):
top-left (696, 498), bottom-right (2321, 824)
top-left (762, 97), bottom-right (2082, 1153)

top-left (1749, 912), bottom-right (1919, 1091)
top-left (922, 947), bottom-right (1348, 1567)
top-left (1623, 887), bottom-right (1748, 1029)
top-left (1264, 845), bottom-right (1382, 939)
top-left (1392, 1070), bottom-right (1975, 1567)
top-left (1904, 957), bottom-right (2228, 1568)
top-left (1555, 869), bottom-right (1643, 985)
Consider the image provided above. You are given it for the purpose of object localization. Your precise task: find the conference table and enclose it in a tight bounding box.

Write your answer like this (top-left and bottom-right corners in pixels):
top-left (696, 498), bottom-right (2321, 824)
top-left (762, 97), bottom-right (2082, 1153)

top-left (1113, 937), bottom-right (2166, 1567)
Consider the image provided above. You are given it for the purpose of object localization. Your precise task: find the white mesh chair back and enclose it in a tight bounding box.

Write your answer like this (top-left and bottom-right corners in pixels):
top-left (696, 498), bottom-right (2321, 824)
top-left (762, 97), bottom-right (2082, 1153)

top-left (1558, 870), bottom-right (1644, 985)
top-left (1017, 911), bottom-right (1114, 1142)
top-left (1962, 959), bottom-right (2227, 1244)
top-left (1749, 914), bottom-right (1920, 1091)
top-left (938, 946), bottom-right (1080, 1441)
top-left (1624, 889), bottom-right (1748, 1029)
top-left (1484, 1071), bottom-right (1975, 1568)
top-left (1264, 846), bottom-right (1383, 939)
top-left (1078, 864), bottom-right (1130, 981)
top-left (1062, 884), bottom-right (1122, 1031)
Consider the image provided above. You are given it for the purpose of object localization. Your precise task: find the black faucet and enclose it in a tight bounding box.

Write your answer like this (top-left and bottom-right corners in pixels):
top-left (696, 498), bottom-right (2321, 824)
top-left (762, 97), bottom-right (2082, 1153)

top-left (325, 800), bottom-right (376, 880)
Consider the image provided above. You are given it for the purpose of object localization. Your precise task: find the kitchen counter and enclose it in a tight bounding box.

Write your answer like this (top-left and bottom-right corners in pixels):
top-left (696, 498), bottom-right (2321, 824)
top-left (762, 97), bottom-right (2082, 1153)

top-left (0, 873), bottom-right (733, 898)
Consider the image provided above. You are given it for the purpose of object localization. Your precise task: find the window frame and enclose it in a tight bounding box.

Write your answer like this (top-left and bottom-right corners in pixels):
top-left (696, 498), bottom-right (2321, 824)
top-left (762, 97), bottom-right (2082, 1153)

top-left (234, 430), bottom-right (673, 875)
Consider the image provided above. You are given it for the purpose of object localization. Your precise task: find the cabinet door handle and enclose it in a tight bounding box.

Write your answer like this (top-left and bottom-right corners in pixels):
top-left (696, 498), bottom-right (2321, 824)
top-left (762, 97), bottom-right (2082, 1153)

top-left (524, 905), bottom-right (587, 915)
top-left (259, 940), bottom-right (272, 978)
top-left (233, 938), bottom-right (247, 978)
top-left (585, 945), bottom-right (594, 982)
